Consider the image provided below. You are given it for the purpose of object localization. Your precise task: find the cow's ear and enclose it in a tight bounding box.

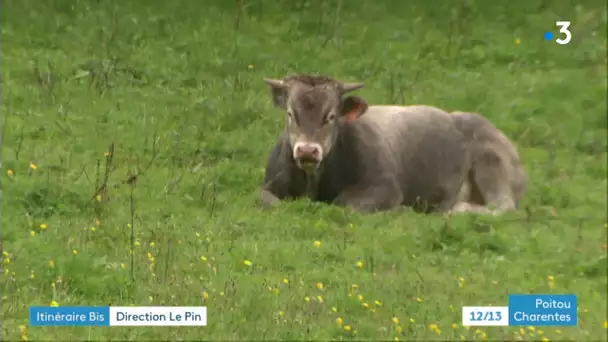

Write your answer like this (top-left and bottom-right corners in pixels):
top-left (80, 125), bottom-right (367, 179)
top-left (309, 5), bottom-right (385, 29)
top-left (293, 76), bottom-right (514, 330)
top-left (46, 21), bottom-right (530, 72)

top-left (264, 78), bottom-right (290, 109)
top-left (341, 96), bottom-right (369, 121)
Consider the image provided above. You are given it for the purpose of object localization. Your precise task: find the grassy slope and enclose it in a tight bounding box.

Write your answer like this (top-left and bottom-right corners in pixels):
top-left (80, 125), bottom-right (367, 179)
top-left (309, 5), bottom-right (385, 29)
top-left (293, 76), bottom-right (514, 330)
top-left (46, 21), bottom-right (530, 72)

top-left (2, 0), bottom-right (607, 340)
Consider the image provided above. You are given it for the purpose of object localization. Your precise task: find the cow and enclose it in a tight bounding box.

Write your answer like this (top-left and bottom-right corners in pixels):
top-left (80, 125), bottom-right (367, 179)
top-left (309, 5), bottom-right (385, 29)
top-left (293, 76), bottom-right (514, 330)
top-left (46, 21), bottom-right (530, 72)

top-left (259, 74), bottom-right (472, 214)
top-left (448, 111), bottom-right (528, 215)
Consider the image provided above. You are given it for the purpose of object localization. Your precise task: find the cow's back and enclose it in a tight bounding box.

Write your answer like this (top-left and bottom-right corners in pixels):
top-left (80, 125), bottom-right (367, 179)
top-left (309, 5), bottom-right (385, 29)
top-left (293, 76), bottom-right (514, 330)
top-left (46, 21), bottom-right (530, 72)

top-left (352, 105), bottom-right (469, 212)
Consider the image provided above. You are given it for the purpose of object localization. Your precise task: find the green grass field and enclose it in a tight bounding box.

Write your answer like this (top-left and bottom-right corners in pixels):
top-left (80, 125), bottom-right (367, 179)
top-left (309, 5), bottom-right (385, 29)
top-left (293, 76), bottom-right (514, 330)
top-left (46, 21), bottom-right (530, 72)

top-left (2, 0), bottom-right (607, 340)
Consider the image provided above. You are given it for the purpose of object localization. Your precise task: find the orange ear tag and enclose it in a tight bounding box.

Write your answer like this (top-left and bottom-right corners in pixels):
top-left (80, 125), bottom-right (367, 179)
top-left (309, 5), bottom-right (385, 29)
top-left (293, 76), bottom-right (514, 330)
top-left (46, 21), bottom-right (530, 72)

top-left (345, 103), bottom-right (360, 121)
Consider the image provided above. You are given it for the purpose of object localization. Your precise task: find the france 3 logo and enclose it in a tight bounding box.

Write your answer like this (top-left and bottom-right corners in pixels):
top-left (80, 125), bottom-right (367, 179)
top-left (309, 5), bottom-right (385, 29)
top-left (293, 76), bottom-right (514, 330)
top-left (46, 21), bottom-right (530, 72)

top-left (545, 21), bottom-right (572, 45)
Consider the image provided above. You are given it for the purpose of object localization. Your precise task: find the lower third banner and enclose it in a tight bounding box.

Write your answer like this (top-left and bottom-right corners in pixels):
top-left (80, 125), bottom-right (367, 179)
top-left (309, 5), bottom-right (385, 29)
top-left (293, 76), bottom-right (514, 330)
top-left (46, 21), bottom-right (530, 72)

top-left (508, 294), bottom-right (577, 326)
top-left (29, 306), bottom-right (208, 327)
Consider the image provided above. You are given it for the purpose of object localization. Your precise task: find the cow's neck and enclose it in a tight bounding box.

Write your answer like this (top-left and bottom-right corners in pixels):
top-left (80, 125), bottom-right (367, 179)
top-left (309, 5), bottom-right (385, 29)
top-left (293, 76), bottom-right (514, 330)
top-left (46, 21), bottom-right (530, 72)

top-left (304, 170), bottom-right (321, 199)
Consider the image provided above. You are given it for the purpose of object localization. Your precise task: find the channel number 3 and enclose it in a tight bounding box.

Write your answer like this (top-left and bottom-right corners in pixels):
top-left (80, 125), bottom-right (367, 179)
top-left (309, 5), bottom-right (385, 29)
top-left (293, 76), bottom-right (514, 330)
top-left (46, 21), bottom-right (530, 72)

top-left (556, 21), bottom-right (572, 45)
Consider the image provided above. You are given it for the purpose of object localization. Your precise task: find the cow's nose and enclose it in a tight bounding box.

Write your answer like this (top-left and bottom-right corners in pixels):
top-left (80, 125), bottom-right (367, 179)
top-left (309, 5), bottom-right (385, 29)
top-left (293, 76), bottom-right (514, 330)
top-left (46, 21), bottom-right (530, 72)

top-left (295, 144), bottom-right (320, 158)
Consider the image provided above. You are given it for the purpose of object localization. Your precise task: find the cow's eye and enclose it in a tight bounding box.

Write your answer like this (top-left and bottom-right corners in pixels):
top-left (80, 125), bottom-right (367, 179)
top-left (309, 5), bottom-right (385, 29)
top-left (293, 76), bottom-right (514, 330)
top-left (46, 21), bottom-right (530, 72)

top-left (323, 112), bottom-right (336, 124)
top-left (287, 111), bottom-right (295, 122)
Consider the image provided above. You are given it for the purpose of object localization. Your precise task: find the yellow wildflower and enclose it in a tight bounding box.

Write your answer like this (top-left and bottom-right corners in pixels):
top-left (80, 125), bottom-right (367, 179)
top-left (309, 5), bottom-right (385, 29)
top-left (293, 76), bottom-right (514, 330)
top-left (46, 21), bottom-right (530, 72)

top-left (355, 261), bottom-right (364, 269)
top-left (90, 227), bottom-right (96, 232)
top-left (416, 297), bottom-right (423, 302)
top-left (282, 278), bottom-right (289, 284)
top-left (30, 163), bottom-right (37, 170)
top-left (50, 300), bottom-right (59, 307)
top-left (362, 302), bottom-right (369, 308)
top-left (603, 321), bottom-right (608, 329)
top-left (331, 306), bottom-right (337, 312)
top-left (428, 323), bottom-right (441, 335)
top-left (515, 38), bottom-right (521, 45)
top-left (541, 337), bottom-right (550, 342)
top-left (304, 296), bottom-right (310, 302)
top-left (452, 323), bottom-right (458, 329)
top-left (72, 249), bottom-right (79, 255)
top-left (316, 295), bottom-right (323, 303)
top-left (458, 277), bottom-right (465, 288)
top-left (392, 317), bottom-right (400, 324)
top-left (200, 256), bottom-right (207, 262)
top-left (394, 337), bottom-right (399, 341)
top-left (7, 169), bottom-right (13, 176)
top-left (336, 317), bottom-right (343, 325)
top-left (374, 300), bottom-right (382, 306)
top-left (357, 294), bottom-right (364, 301)
top-left (40, 223), bottom-right (48, 230)
top-left (409, 318), bottom-right (415, 323)
top-left (315, 282), bottom-right (324, 290)
top-left (343, 325), bottom-right (352, 331)
top-left (313, 240), bottom-right (321, 248)
top-left (351, 284), bottom-right (359, 290)
top-left (120, 263), bottom-right (125, 269)
top-left (150, 242), bottom-right (156, 248)
top-left (219, 291), bottom-right (225, 296)
top-left (243, 259), bottom-right (252, 266)
top-left (49, 260), bottom-right (55, 268)
top-left (202, 291), bottom-right (209, 300)
top-left (30, 231), bottom-right (36, 237)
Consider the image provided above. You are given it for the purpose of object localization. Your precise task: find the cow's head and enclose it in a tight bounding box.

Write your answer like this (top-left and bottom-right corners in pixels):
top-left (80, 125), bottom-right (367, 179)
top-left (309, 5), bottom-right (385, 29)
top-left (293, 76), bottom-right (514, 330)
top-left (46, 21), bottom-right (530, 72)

top-left (264, 74), bottom-right (368, 172)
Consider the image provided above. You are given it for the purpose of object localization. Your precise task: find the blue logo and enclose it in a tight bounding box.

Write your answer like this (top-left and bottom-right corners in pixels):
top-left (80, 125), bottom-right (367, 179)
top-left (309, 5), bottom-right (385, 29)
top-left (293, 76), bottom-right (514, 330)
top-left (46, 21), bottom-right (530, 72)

top-left (544, 32), bottom-right (554, 41)
top-left (30, 306), bottom-right (110, 326)
top-left (508, 294), bottom-right (577, 326)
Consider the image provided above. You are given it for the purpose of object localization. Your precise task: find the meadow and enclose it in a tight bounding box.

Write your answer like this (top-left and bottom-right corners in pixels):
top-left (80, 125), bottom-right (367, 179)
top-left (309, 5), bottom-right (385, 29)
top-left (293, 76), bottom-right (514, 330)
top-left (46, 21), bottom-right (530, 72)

top-left (1, 0), bottom-right (607, 340)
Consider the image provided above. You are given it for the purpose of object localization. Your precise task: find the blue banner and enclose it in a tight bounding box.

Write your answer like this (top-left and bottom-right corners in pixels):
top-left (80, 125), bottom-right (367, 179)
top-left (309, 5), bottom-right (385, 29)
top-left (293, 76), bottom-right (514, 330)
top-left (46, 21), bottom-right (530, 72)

top-left (508, 294), bottom-right (577, 326)
top-left (30, 306), bottom-right (110, 326)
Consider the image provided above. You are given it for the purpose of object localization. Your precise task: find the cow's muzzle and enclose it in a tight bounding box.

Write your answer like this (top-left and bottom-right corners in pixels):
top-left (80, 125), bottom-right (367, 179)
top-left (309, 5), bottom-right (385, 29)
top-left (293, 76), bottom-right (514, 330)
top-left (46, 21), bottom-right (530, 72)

top-left (293, 142), bottom-right (323, 171)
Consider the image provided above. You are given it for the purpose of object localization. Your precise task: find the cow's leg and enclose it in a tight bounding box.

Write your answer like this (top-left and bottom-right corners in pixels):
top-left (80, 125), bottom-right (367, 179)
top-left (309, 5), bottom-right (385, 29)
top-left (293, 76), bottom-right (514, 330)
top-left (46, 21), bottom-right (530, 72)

top-left (472, 148), bottom-right (517, 213)
top-left (260, 189), bottom-right (282, 209)
top-left (333, 177), bottom-right (403, 212)
top-left (449, 201), bottom-right (497, 215)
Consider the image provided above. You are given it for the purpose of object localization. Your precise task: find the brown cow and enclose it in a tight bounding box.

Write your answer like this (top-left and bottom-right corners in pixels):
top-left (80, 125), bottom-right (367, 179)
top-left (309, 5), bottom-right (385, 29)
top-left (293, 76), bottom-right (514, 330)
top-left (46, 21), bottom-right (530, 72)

top-left (449, 111), bottom-right (528, 215)
top-left (259, 74), bottom-right (471, 213)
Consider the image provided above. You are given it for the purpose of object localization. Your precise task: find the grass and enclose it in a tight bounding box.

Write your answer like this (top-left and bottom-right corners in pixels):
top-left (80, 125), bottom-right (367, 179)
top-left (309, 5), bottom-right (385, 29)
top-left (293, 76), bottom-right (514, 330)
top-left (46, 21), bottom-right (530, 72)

top-left (1, 0), bottom-right (607, 340)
